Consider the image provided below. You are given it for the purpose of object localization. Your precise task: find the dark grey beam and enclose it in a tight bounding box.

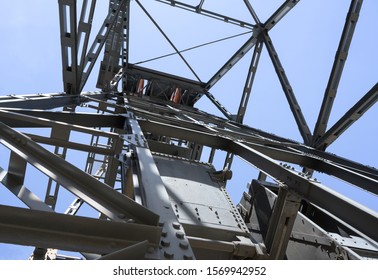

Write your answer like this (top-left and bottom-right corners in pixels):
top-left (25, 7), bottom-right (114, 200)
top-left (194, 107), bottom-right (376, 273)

top-left (2, 109), bottom-right (125, 129)
top-left (236, 39), bottom-right (263, 123)
top-left (77, 0), bottom-right (97, 83)
top-left (205, 35), bottom-right (258, 90)
top-left (312, 0), bottom-right (363, 144)
top-left (137, 118), bottom-right (378, 242)
top-left (58, 0), bottom-right (79, 94)
top-left (204, 92), bottom-right (233, 120)
top-left (0, 204), bottom-right (161, 255)
top-left (127, 113), bottom-right (196, 260)
top-left (97, 1), bottom-right (129, 90)
top-left (264, 185), bottom-right (301, 259)
top-left (155, 0), bottom-right (255, 29)
top-left (0, 121), bottom-right (159, 225)
top-left (262, 31), bottom-right (312, 145)
top-left (0, 167), bottom-right (53, 212)
top-left (243, 0), bottom-right (261, 24)
top-left (138, 117), bottom-right (378, 194)
top-left (315, 82), bottom-right (378, 150)
top-left (79, 0), bottom-right (126, 92)
top-left (264, 0), bottom-right (300, 30)
top-left (0, 92), bottom-right (107, 110)
top-left (230, 141), bottom-right (378, 243)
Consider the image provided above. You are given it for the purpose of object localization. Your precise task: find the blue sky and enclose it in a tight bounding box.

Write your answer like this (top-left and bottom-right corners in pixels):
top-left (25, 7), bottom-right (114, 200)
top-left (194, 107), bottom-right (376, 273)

top-left (0, 0), bottom-right (377, 259)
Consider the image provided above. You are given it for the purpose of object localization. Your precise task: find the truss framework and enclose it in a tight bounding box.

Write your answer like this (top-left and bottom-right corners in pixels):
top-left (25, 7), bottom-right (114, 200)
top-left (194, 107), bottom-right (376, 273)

top-left (0, 0), bottom-right (377, 260)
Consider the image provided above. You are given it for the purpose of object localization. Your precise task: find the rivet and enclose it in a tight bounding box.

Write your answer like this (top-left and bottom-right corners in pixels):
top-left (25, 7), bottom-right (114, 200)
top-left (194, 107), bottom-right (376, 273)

top-left (179, 241), bottom-right (189, 249)
top-left (158, 222), bottom-right (165, 227)
top-left (183, 254), bottom-right (193, 260)
top-left (176, 231), bottom-right (185, 239)
top-left (164, 250), bottom-right (174, 259)
top-left (172, 222), bottom-right (181, 229)
top-left (161, 231), bottom-right (168, 237)
top-left (161, 240), bottom-right (170, 247)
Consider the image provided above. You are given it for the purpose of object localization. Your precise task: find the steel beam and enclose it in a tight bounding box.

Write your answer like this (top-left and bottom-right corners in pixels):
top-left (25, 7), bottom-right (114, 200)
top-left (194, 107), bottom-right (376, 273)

top-left (204, 92), bottom-right (233, 120)
top-left (136, 117), bottom-right (378, 242)
top-left (0, 204), bottom-right (161, 255)
top-left (262, 31), bottom-right (312, 145)
top-left (264, 185), bottom-right (301, 259)
top-left (126, 113), bottom-right (196, 259)
top-left (155, 0), bottom-right (255, 29)
top-left (0, 121), bottom-right (159, 225)
top-left (205, 34), bottom-right (258, 90)
top-left (312, 0), bottom-right (363, 144)
top-left (236, 39), bottom-right (263, 123)
top-left (243, 0), bottom-right (261, 24)
top-left (0, 167), bottom-right (53, 212)
top-left (264, 0), bottom-right (300, 31)
top-left (315, 82), bottom-right (378, 150)
top-left (58, 0), bottom-right (79, 94)
top-left (97, 1), bottom-right (129, 90)
top-left (138, 116), bottom-right (378, 194)
top-left (77, 0), bottom-right (97, 82)
top-left (80, 0), bottom-right (127, 92)
top-left (0, 92), bottom-right (106, 110)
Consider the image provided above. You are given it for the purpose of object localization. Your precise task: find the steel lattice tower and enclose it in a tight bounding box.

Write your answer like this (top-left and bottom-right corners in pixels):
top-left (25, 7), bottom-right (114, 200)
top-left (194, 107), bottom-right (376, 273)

top-left (0, 0), bottom-right (377, 260)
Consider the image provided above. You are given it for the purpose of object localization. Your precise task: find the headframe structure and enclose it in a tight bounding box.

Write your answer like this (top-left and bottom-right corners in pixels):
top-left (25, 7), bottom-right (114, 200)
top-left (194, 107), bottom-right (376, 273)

top-left (0, 0), bottom-right (377, 260)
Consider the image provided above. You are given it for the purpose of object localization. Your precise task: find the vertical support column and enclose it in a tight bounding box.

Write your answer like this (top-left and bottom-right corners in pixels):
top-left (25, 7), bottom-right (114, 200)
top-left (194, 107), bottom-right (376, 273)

top-left (58, 0), bottom-right (79, 94)
top-left (77, 0), bottom-right (97, 83)
top-left (236, 39), bottom-right (264, 123)
top-left (312, 0), bottom-right (363, 145)
top-left (79, 0), bottom-right (126, 92)
top-left (126, 112), bottom-right (195, 260)
top-left (262, 31), bottom-right (312, 145)
top-left (264, 185), bottom-right (301, 259)
top-left (45, 127), bottom-right (71, 209)
top-left (97, 1), bottom-right (129, 90)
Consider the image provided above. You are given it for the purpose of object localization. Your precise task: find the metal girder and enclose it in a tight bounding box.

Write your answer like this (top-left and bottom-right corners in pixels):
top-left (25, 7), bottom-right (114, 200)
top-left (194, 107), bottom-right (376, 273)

top-left (0, 92), bottom-right (106, 110)
top-left (124, 96), bottom-right (378, 184)
top-left (0, 204), bottom-right (161, 255)
top-left (0, 120), bottom-right (159, 225)
top-left (58, 0), bottom-right (79, 94)
top-left (205, 34), bottom-right (258, 90)
top-left (1, 109), bottom-right (125, 129)
top-left (136, 117), bottom-right (378, 243)
top-left (0, 166), bottom-right (53, 212)
top-left (236, 39), bottom-right (263, 123)
top-left (97, 0), bottom-right (130, 90)
top-left (204, 92), bottom-right (233, 120)
top-left (155, 0), bottom-right (255, 29)
top-left (312, 0), bottom-right (363, 144)
top-left (262, 31), bottom-right (312, 145)
top-left (243, 0), bottom-right (261, 24)
top-left (0, 109), bottom-right (122, 143)
top-left (80, 0), bottom-right (127, 92)
top-left (77, 0), bottom-right (97, 82)
top-left (264, 0), bottom-right (300, 30)
top-left (264, 185), bottom-right (301, 259)
top-left (138, 116), bottom-right (378, 194)
top-left (126, 113), bottom-right (196, 260)
top-left (315, 82), bottom-right (378, 150)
